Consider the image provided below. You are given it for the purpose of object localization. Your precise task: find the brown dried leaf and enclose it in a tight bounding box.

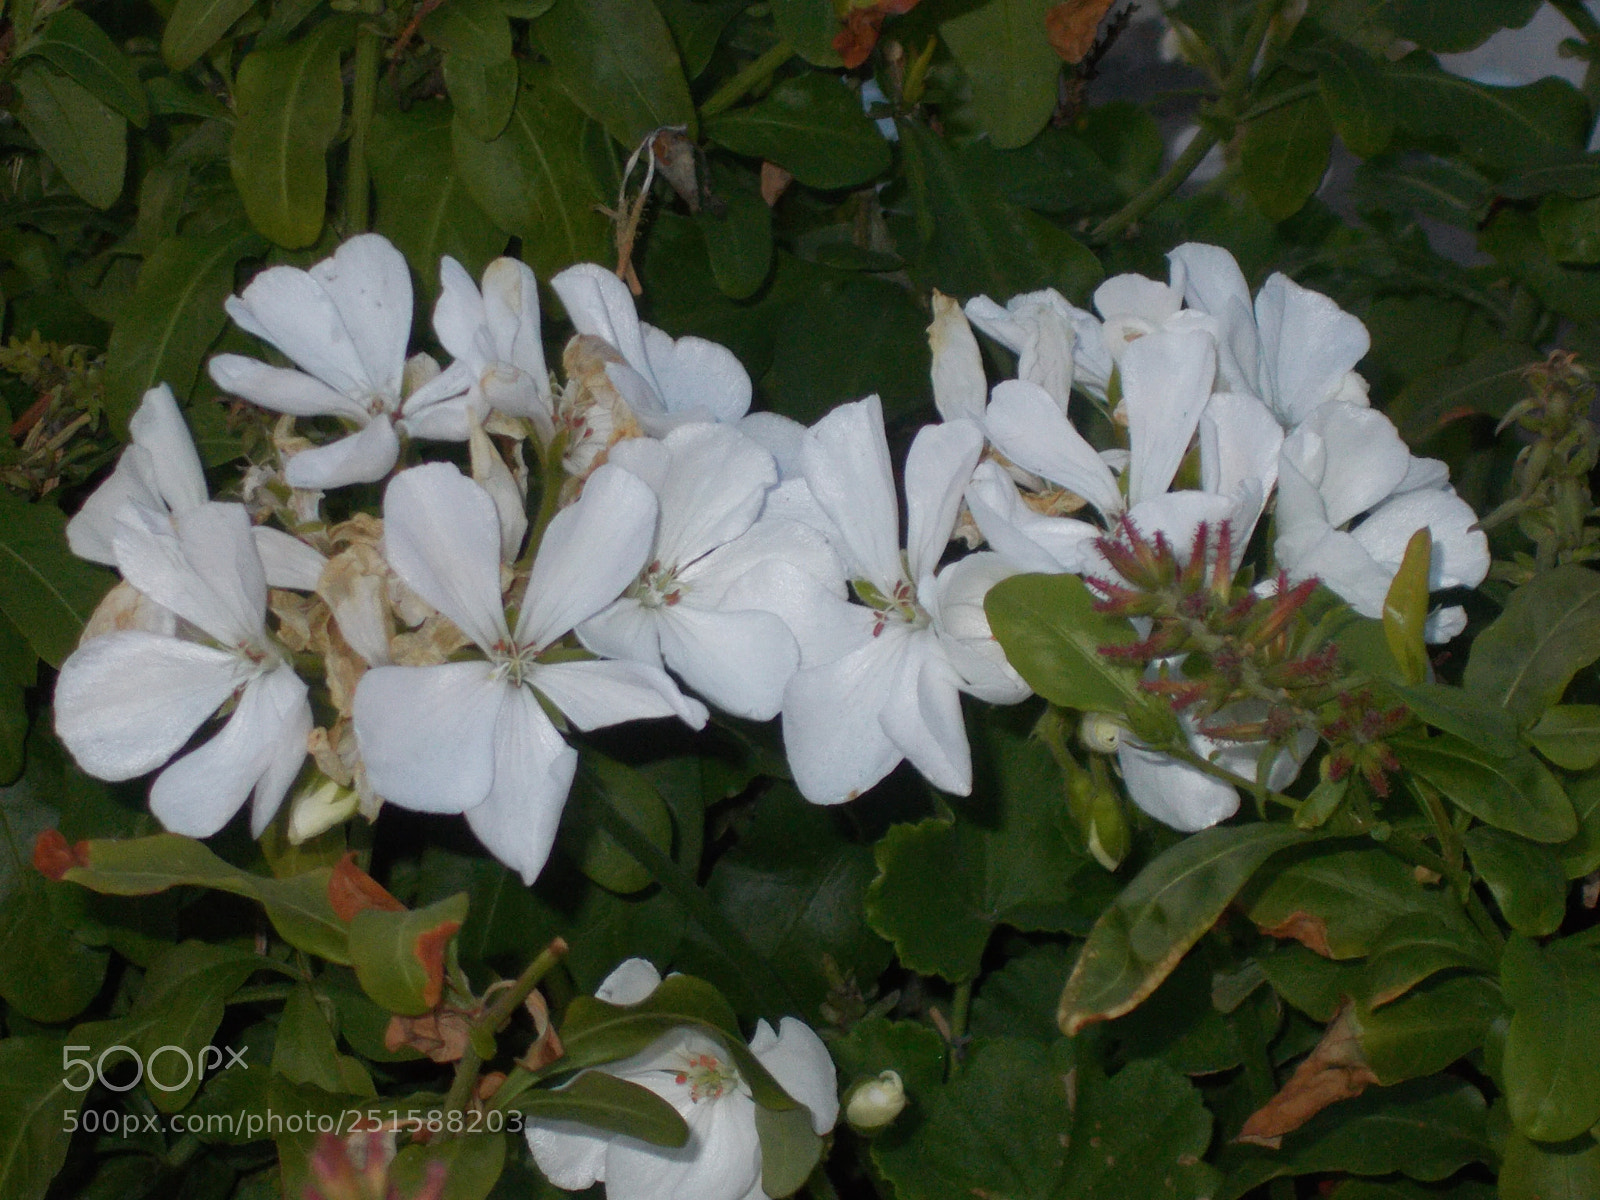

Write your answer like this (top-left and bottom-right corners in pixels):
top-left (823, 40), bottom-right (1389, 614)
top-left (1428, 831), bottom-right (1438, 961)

top-left (328, 852), bottom-right (405, 922)
top-left (1236, 1004), bottom-right (1379, 1145)
top-left (517, 989), bottom-right (566, 1071)
top-left (1255, 910), bottom-right (1334, 958)
top-left (384, 1005), bottom-right (479, 1063)
top-left (760, 162), bottom-right (794, 207)
top-left (1046, 0), bottom-right (1117, 64)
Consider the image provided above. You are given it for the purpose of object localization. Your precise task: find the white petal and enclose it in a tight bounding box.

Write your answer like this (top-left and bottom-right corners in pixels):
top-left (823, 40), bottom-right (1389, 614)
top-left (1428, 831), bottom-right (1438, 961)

top-left (598, 959), bottom-right (663, 1003)
top-left (225, 269), bottom-right (373, 399)
top-left (67, 447), bottom-right (163, 565)
top-left (1286, 402), bottom-right (1409, 528)
top-left (464, 686), bottom-right (575, 884)
top-left (207, 355), bottom-right (368, 421)
top-left (964, 290), bottom-right (1085, 409)
top-left (904, 420), bottom-right (983, 583)
top-left (284, 417), bottom-right (401, 490)
top-left (112, 502), bottom-right (265, 646)
top-left (748, 1018), bottom-right (839, 1135)
top-left (525, 1120), bottom-right (612, 1190)
top-left (469, 415), bottom-right (529, 562)
top-left (607, 1086), bottom-right (761, 1200)
top-left (1255, 273), bottom-right (1370, 428)
top-left (927, 553), bottom-right (1031, 704)
top-left (1117, 742), bottom-right (1240, 831)
top-left (682, 517), bottom-right (846, 609)
top-left (643, 325), bottom-right (752, 422)
top-left (658, 603), bottom-right (799, 721)
top-left (1121, 491), bottom-right (1234, 566)
top-left (799, 395), bottom-right (903, 592)
top-left (653, 424), bottom-right (776, 568)
top-left (149, 665), bottom-right (308, 837)
top-left (1122, 329), bottom-right (1216, 506)
top-left (432, 256), bottom-right (489, 365)
top-left (307, 233), bottom-right (412, 401)
top-left (352, 661), bottom-right (504, 814)
top-left (1351, 487), bottom-right (1490, 591)
top-left (929, 292), bottom-right (988, 423)
top-left (551, 263), bottom-right (658, 391)
top-left (1425, 605), bottom-right (1468, 643)
top-left (530, 658), bottom-right (707, 731)
top-left (130, 385), bottom-right (207, 514)
top-left (721, 559), bottom-right (869, 669)
top-left (252, 527), bottom-right (326, 591)
top-left (1168, 242), bottom-right (1258, 395)
top-left (878, 633), bottom-right (972, 795)
top-left (381, 462), bottom-right (510, 651)
top-left (54, 631), bottom-right (244, 780)
top-left (577, 599), bottom-right (665, 669)
top-left (517, 464), bottom-right (658, 648)
top-left (983, 379), bottom-right (1121, 519)
top-left (1198, 391), bottom-right (1281, 548)
top-left (398, 357), bottom-right (476, 427)
top-left (964, 462), bottom-right (1105, 576)
top-left (783, 630), bottom-right (906, 804)
top-left (737, 412), bottom-right (808, 480)
top-left (483, 257), bottom-right (547, 383)
top-left (1094, 272), bottom-right (1182, 322)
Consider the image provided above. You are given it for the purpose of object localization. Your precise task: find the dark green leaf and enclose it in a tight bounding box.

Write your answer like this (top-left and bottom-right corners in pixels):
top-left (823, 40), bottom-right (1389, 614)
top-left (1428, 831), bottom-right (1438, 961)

top-left (831, 1016), bottom-right (947, 1096)
top-left (985, 573), bottom-right (1141, 713)
top-left (24, 11), bottom-right (148, 127)
top-left (0, 884), bottom-right (108, 1023)
top-left (0, 613), bottom-right (32, 784)
top-left (1500, 1131), bottom-right (1600, 1200)
top-left (451, 63), bottom-right (612, 280)
top-left (162, 0), bottom-right (256, 69)
top-left (706, 74), bottom-right (889, 189)
top-left (230, 24), bottom-right (346, 248)
top-left (755, 1103), bottom-right (822, 1198)
top-left (348, 893), bottom-right (468, 1016)
top-left (1463, 826), bottom-right (1567, 937)
top-left (1391, 732), bottom-right (1577, 843)
top-left (421, 0), bottom-right (512, 60)
top-left (273, 984), bottom-right (374, 1097)
top-left (1058, 1058), bottom-right (1219, 1199)
top-left (513, 1073), bottom-right (690, 1146)
top-left (1393, 681), bottom-right (1520, 757)
top-left (14, 62), bottom-right (126, 211)
top-left (1502, 937), bottom-right (1600, 1141)
top-left (1466, 565), bottom-right (1600, 722)
top-left (656, 0), bottom-right (746, 79)
top-left (1497, 157), bottom-right (1600, 200)
top-left (1356, 973), bottom-right (1502, 1083)
top-left (695, 178), bottom-right (772, 300)
top-left (533, 0), bottom-right (695, 146)
top-left (1359, 912), bottom-right (1499, 1008)
top-left (389, 1130), bottom-right (505, 1200)
top-left (0, 492), bottom-right (113, 668)
top-left (1380, 0), bottom-right (1542, 53)
top-left (444, 54), bottom-right (519, 142)
top-left (1540, 193), bottom-right (1600, 264)
top-left (771, 0), bottom-right (843, 67)
top-left (561, 753), bottom-right (675, 896)
top-left (1531, 705), bottom-right (1600, 771)
top-left (1312, 40), bottom-right (1393, 157)
top-left (1240, 83), bottom-right (1333, 222)
top-left (971, 943), bottom-right (1076, 1045)
top-left (0, 1037), bottom-right (84, 1200)
top-left (1483, 207), bottom-right (1600, 321)
top-left (1559, 775), bottom-right (1600, 879)
top-left (970, 127), bottom-right (1124, 216)
top-left (1058, 824), bottom-right (1310, 1034)
top-left (940, 0), bottom-right (1060, 151)
top-left (104, 221), bottom-right (266, 432)
top-left (1390, 56), bottom-right (1588, 171)
top-left (1386, 344), bottom-right (1542, 442)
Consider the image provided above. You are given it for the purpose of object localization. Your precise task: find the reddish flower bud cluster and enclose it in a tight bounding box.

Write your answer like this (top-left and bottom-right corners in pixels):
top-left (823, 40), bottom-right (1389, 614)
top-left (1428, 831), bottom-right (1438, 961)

top-left (1321, 694), bottom-right (1410, 798)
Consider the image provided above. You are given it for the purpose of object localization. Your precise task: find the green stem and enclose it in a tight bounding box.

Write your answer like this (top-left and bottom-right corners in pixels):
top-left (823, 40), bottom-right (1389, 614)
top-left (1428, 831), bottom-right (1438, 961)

top-left (950, 979), bottom-right (972, 1041)
top-left (1233, 995), bottom-right (1292, 1200)
top-left (1375, 828), bottom-right (1506, 951)
top-left (700, 40), bottom-right (794, 119)
top-left (1553, 0), bottom-right (1600, 47)
top-left (443, 938), bottom-right (570, 1116)
top-left (344, 26), bottom-right (381, 233)
top-left (527, 430), bottom-right (569, 559)
top-left (1091, 0), bottom-right (1283, 241)
top-left (585, 765), bottom-right (800, 1017)
top-left (1163, 741), bottom-right (1297, 813)
top-left (1235, 79), bottom-right (1319, 124)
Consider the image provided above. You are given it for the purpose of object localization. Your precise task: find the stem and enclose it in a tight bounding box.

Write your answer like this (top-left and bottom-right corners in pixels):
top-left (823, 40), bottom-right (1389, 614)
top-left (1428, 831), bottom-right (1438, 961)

top-left (1375, 828), bottom-right (1507, 951)
top-left (950, 980), bottom-right (972, 1041)
top-left (700, 41), bottom-right (794, 118)
top-left (585, 766), bottom-right (800, 1017)
top-left (1163, 742), bottom-right (1297, 812)
top-left (344, 26), bottom-right (381, 233)
top-left (1091, 0), bottom-right (1283, 241)
top-left (443, 938), bottom-right (569, 1115)
top-left (1233, 995), bottom-right (1293, 1200)
top-left (1553, 0), bottom-right (1600, 47)
top-left (527, 430), bottom-right (568, 558)
top-left (1235, 79), bottom-right (1319, 124)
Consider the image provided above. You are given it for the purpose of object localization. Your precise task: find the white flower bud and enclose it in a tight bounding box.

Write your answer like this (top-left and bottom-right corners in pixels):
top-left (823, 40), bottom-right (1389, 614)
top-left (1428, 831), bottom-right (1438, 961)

top-left (845, 1070), bottom-right (906, 1133)
top-left (1079, 712), bottom-right (1127, 754)
top-left (287, 776), bottom-right (360, 845)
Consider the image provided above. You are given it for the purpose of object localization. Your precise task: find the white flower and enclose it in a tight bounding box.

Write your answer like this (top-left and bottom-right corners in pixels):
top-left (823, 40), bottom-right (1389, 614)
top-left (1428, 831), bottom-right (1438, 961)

top-left (957, 288), bottom-right (1089, 412)
top-left (67, 384), bottom-right (326, 593)
top-left (54, 502), bottom-right (311, 838)
top-left (405, 256), bottom-right (554, 442)
top-left (550, 263), bottom-right (753, 433)
top-left (351, 463), bottom-right (707, 884)
top-left (578, 424), bottom-right (843, 721)
top-left (208, 235), bottom-right (473, 490)
top-left (525, 959), bottom-right (837, 1200)
top-left (778, 397), bottom-right (1028, 804)
top-left (1275, 401), bottom-right (1488, 641)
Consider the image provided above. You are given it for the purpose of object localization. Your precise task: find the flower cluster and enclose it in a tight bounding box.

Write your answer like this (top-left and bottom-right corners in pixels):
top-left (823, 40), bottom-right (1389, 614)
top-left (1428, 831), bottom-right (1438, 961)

top-left (52, 232), bottom-right (1488, 878)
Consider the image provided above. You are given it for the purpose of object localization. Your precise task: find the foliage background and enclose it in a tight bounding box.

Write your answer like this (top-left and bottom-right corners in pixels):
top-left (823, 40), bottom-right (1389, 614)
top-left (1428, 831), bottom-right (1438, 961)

top-left (3, 0), bottom-right (1600, 1198)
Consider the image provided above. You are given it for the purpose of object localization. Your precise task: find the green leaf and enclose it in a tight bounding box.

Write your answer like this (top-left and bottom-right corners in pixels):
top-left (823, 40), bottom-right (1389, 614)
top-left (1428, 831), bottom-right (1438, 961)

top-left (971, 943), bottom-right (1076, 1045)
top-left (865, 717), bottom-right (1107, 981)
top-left (104, 221), bottom-right (266, 432)
top-left (1359, 912), bottom-right (1499, 1008)
top-left (1539, 193), bottom-right (1600, 264)
top-left (389, 1129), bottom-right (506, 1200)
top-left (656, 0), bottom-right (746, 79)
top-left (1312, 40), bottom-right (1393, 157)
top-left (1393, 681), bottom-right (1520, 758)
top-left (561, 753), bottom-right (675, 896)
top-left (1498, 157), bottom-right (1600, 200)
top-left (443, 54), bottom-right (519, 142)
top-left (1390, 56), bottom-right (1589, 170)
top-left (1387, 344), bottom-right (1540, 442)
top-left (273, 984), bottom-right (375, 1097)
top-left (1244, 846), bottom-right (1463, 959)
top-left (1240, 82), bottom-right (1333, 222)
top-left (873, 1039), bottom-right (1072, 1200)
top-left (985, 573), bottom-right (1142, 713)
top-left (1531, 705), bottom-right (1600, 771)
top-left (706, 74), bottom-right (889, 189)
top-left (1058, 1057), bottom-right (1219, 1199)
top-left (1380, 0), bottom-right (1542, 53)
top-left (0, 1037), bottom-right (84, 1200)
top-left (897, 118), bottom-right (1103, 301)
top-left (421, 0), bottom-right (512, 60)
top-left (1355, 973), bottom-right (1502, 1083)
top-left (533, 0), bottom-right (695, 146)
top-left (1381, 529), bottom-right (1431, 686)
top-left (1463, 826), bottom-right (1567, 937)
top-left (1484, 206), bottom-right (1600, 321)
top-left (162, 0), bottom-right (256, 69)
top-left (1559, 775), bottom-right (1600, 879)
top-left (970, 126), bottom-right (1124, 216)
top-left (755, 1104), bottom-right (822, 1199)
top-left (1502, 937), bottom-right (1600, 1141)
top-left (0, 614), bottom-right (33, 784)
top-left (513, 1073), bottom-right (689, 1146)
top-left (940, 0), bottom-right (1060, 151)
top-left (1390, 732), bottom-right (1577, 843)
top-left (348, 892), bottom-right (468, 1016)
top-left (0, 492), bottom-right (113, 668)
top-left (13, 61), bottom-right (126, 211)
top-left (0, 884), bottom-right (108, 1023)
top-left (1467, 567), bottom-right (1600, 722)
top-left (451, 63), bottom-right (611, 280)
top-left (1500, 1131), bottom-right (1600, 1200)
top-left (369, 102), bottom-right (506, 305)
top-left (24, 11), bottom-right (148, 127)
top-left (831, 1016), bottom-right (947, 1095)
top-left (772, 0), bottom-right (843, 67)
top-left (53, 832), bottom-right (349, 963)
top-left (230, 24), bottom-right (346, 248)
top-left (695, 176), bottom-right (772, 300)
top-left (1058, 824), bottom-right (1310, 1034)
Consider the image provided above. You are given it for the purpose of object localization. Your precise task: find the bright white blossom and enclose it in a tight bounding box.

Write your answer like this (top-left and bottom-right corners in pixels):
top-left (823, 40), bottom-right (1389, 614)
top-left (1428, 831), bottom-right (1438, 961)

top-left (55, 501), bottom-right (311, 838)
top-left (351, 462), bottom-right (707, 884)
top-left (525, 959), bottom-right (837, 1200)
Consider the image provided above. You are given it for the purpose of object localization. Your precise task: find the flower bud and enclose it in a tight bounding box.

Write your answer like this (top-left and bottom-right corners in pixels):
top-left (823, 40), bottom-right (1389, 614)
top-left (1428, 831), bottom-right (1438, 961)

top-left (845, 1070), bottom-right (906, 1134)
top-left (1078, 712), bottom-right (1126, 754)
top-left (288, 776), bottom-right (360, 845)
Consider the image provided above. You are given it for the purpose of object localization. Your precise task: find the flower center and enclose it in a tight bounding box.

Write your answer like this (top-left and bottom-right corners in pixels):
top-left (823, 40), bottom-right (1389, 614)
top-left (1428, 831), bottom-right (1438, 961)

top-left (852, 577), bottom-right (927, 637)
top-left (673, 1052), bottom-right (739, 1103)
top-left (487, 639), bottom-right (539, 687)
top-left (634, 559), bottom-right (686, 609)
